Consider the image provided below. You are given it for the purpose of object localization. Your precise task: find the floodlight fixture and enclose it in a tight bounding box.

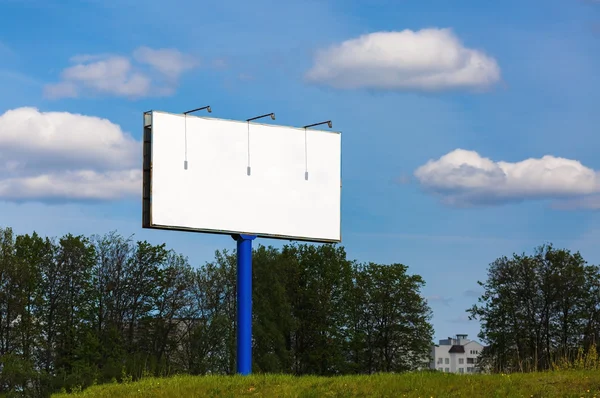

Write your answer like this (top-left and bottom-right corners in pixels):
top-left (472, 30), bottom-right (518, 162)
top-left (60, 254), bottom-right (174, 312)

top-left (303, 120), bottom-right (332, 129)
top-left (245, 113), bottom-right (275, 177)
top-left (182, 106), bottom-right (211, 171)
top-left (183, 105), bottom-right (212, 115)
top-left (247, 113), bottom-right (275, 122)
top-left (301, 121), bottom-right (331, 182)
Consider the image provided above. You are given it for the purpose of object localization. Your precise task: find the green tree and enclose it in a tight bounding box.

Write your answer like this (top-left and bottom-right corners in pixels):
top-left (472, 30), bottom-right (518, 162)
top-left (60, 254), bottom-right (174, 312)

top-left (363, 263), bottom-right (433, 372)
top-left (468, 244), bottom-right (595, 372)
top-left (183, 249), bottom-right (237, 375)
top-left (282, 243), bottom-right (354, 375)
top-left (347, 262), bottom-right (433, 374)
top-left (252, 245), bottom-right (294, 373)
top-left (53, 234), bottom-right (97, 390)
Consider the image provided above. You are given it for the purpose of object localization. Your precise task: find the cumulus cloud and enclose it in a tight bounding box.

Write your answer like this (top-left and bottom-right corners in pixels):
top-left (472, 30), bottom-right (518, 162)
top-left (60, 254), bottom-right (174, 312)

top-left (305, 28), bottom-right (501, 92)
top-left (0, 107), bottom-right (140, 201)
top-left (414, 149), bottom-right (600, 207)
top-left (133, 46), bottom-right (197, 79)
top-left (46, 56), bottom-right (151, 98)
top-left (44, 47), bottom-right (198, 99)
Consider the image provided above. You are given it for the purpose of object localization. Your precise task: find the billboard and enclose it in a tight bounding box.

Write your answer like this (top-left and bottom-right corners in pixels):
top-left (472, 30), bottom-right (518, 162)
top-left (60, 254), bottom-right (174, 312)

top-left (143, 110), bottom-right (341, 243)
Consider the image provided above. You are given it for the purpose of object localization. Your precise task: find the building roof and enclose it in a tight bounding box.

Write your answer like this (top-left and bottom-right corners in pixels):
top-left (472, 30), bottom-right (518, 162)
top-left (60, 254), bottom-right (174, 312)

top-left (448, 345), bottom-right (465, 354)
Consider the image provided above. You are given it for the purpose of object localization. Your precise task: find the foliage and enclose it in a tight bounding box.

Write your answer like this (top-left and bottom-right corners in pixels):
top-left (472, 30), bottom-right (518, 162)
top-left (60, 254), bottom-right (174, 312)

top-left (467, 244), bottom-right (600, 373)
top-left (0, 226), bottom-right (433, 396)
top-left (551, 343), bottom-right (600, 371)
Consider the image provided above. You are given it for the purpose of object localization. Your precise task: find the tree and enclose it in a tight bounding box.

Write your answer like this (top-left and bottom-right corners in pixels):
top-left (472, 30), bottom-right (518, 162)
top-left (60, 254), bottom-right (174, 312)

top-left (282, 243), bottom-right (354, 375)
top-left (251, 245), bottom-right (294, 373)
top-left (182, 249), bottom-right (237, 375)
top-left (351, 262), bottom-right (433, 373)
top-left (467, 244), bottom-right (596, 372)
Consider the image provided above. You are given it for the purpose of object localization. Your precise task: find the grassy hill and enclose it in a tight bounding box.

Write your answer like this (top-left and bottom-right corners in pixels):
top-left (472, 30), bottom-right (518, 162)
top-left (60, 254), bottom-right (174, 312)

top-left (52, 370), bottom-right (600, 398)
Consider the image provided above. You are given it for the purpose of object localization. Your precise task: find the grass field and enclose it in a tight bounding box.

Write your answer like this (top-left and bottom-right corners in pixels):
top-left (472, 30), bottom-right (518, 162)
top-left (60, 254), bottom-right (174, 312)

top-left (52, 370), bottom-right (600, 398)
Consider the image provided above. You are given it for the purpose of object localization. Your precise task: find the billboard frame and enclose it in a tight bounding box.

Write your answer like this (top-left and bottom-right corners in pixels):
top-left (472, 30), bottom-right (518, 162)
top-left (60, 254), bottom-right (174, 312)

top-left (142, 109), bottom-right (342, 243)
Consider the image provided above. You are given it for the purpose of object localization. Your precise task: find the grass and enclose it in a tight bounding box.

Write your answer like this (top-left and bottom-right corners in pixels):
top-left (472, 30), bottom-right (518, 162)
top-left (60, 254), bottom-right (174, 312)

top-left (52, 370), bottom-right (600, 398)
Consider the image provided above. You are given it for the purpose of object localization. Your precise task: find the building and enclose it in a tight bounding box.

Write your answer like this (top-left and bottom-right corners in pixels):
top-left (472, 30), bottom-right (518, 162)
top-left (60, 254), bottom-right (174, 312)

top-left (430, 334), bottom-right (484, 374)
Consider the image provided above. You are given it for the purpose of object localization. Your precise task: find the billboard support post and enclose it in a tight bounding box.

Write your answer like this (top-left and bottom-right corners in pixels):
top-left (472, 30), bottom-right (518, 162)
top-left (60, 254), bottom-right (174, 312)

top-left (232, 233), bottom-right (256, 375)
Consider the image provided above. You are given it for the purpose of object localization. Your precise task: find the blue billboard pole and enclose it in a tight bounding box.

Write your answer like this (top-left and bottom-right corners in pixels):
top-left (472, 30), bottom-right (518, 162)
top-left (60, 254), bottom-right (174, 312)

top-left (232, 235), bottom-right (256, 375)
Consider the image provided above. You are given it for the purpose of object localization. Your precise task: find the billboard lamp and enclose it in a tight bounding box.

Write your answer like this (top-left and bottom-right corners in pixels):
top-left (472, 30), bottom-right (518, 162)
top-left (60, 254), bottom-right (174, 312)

top-left (183, 106), bottom-right (212, 170)
top-left (247, 113), bottom-right (275, 122)
top-left (245, 113), bottom-right (275, 176)
top-left (302, 121), bottom-right (332, 180)
top-left (302, 120), bottom-right (332, 129)
top-left (183, 105), bottom-right (212, 115)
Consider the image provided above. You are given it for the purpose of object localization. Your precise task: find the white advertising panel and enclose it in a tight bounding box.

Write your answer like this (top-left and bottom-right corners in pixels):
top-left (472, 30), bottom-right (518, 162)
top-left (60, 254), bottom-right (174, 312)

top-left (143, 111), bottom-right (341, 242)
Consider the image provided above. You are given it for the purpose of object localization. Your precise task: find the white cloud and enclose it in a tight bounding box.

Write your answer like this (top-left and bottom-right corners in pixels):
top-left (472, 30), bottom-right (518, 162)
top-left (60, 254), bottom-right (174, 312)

top-left (44, 47), bottom-right (198, 99)
top-left (0, 107), bottom-right (140, 201)
top-left (0, 170), bottom-right (139, 201)
top-left (305, 28), bottom-right (501, 92)
top-left (63, 56), bottom-right (149, 96)
top-left (414, 149), bottom-right (600, 207)
top-left (133, 46), bottom-right (198, 79)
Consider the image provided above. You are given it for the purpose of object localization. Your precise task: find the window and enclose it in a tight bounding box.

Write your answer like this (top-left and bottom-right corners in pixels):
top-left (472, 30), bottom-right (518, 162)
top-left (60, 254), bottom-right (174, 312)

top-left (467, 358), bottom-right (475, 364)
top-left (445, 368), bottom-right (449, 372)
top-left (467, 367), bottom-right (473, 373)
top-left (438, 367), bottom-right (443, 371)
top-left (458, 358), bottom-right (464, 364)
top-left (459, 368), bottom-right (464, 373)
top-left (445, 358), bottom-right (449, 364)
top-left (437, 358), bottom-right (443, 364)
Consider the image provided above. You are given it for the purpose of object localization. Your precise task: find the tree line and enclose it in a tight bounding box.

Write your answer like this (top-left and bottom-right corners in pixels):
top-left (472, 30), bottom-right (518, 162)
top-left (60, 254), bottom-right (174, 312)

top-left (0, 226), bottom-right (433, 397)
top-left (468, 243), bottom-right (600, 373)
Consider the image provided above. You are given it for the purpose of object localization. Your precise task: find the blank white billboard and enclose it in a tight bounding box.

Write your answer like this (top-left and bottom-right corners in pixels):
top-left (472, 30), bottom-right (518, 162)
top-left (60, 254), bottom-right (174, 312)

top-left (142, 110), bottom-right (341, 243)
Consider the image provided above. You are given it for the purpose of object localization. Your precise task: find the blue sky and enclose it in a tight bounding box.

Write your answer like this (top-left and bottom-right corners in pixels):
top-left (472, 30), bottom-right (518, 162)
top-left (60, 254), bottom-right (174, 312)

top-left (1, 0), bottom-right (599, 343)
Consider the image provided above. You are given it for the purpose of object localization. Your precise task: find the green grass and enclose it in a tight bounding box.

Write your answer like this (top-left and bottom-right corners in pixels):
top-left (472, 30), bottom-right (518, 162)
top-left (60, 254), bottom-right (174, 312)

top-left (52, 371), bottom-right (600, 398)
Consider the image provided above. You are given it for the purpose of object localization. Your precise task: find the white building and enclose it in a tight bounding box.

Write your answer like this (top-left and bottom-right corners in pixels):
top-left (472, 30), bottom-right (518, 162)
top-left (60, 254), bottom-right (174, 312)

top-left (430, 334), bottom-right (484, 374)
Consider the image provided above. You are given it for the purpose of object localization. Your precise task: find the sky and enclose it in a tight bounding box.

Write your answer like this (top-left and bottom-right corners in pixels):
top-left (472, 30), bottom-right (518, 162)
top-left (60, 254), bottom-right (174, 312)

top-left (1, 0), bottom-right (599, 343)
